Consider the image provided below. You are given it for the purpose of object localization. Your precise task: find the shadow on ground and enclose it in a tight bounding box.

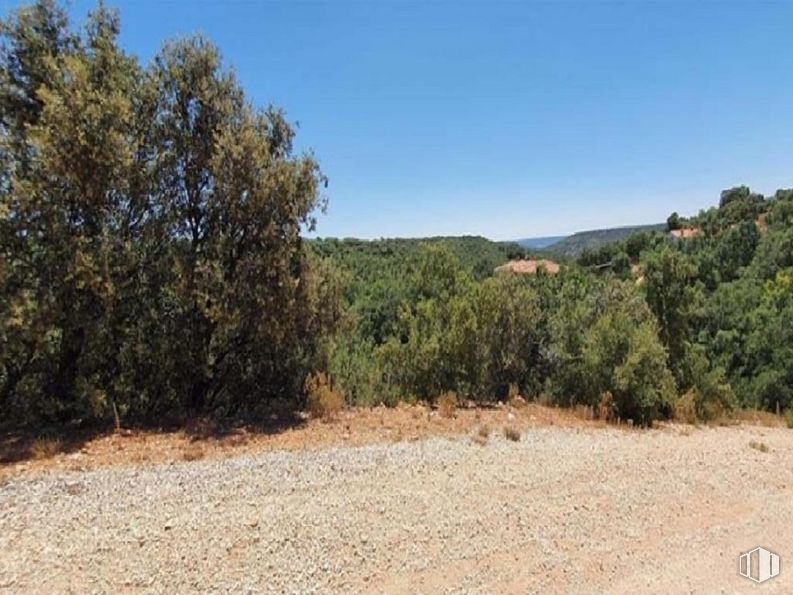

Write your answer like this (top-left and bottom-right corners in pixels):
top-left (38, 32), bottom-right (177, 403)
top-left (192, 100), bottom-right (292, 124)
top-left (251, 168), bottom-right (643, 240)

top-left (0, 409), bottom-right (308, 466)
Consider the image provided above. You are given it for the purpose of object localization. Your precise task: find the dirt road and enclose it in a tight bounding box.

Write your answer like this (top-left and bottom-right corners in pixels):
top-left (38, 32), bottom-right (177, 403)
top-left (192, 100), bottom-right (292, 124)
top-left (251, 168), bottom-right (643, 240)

top-left (1, 423), bottom-right (791, 593)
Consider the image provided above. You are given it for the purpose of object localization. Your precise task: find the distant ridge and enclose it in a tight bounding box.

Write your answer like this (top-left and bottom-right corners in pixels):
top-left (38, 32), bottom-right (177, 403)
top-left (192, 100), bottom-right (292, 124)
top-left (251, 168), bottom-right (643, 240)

top-left (514, 235), bottom-right (567, 250)
top-left (516, 224), bottom-right (665, 258)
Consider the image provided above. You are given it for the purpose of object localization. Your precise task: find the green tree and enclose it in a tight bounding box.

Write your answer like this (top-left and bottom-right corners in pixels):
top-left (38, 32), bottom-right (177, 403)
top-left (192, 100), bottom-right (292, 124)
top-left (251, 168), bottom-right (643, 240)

top-left (0, 2), bottom-right (337, 426)
top-left (641, 246), bottom-right (699, 387)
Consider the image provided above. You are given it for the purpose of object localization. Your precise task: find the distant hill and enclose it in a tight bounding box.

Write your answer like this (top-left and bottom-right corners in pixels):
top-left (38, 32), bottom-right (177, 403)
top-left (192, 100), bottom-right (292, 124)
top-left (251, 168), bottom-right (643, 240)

top-left (310, 235), bottom-right (526, 281)
top-left (532, 224), bottom-right (665, 258)
top-left (515, 235), bottom-right (567, 250)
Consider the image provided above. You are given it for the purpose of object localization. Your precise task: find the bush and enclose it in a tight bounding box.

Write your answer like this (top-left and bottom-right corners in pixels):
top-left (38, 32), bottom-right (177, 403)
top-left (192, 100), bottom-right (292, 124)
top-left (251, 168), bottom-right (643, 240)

top-left (678, 345), bottom-right (736, 421)
top-left (749, 440), bottom-right (769, 453)
top-left (182, 443), bottom-right (206, 462)
top-left (30, 437), bottom-right (62, 460)
top-left (571, 287), bottom-right (675, 425)
top-left (784, 409), bottom-right (793, 429)
top-left (437, 391), bottom-right (458, 418)
top-left (597, 392), bottom-right (617, 422)
top-left (329, 336), bottom-right (381, 407)
top-left (503, 426), bottom-right (521, 441)
top-left (305, 372), bottom-right (344, 421)
top-left (472, 424), bottom-right (490, 446)
top-left (673, 391), bottom-right (699, 425)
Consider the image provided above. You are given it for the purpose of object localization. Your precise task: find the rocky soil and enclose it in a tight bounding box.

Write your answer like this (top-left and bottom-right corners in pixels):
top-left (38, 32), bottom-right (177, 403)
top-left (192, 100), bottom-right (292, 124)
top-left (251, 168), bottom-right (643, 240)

top-left (1, 423), bottom-right (792, 593)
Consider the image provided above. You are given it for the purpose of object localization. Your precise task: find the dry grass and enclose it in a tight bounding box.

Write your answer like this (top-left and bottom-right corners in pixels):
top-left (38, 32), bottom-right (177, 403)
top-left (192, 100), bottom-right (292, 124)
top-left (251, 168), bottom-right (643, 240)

top-left (29, 437), bottom-right (62, 460)
top-left (184, 418), bottom-right (218, 439)
top-left (472, 424), bottom-right (491, 445)
top-left (437, 391), bottom-right (458, 419)
top-left (305, 372), bottom-right (345, 421)
top-left (749, 440), bottom-right (770, 453)
top-left (571, 405), bottom-right (594, 423)
top-left (182, 443), bottom-right (206, 462)
top-left (672, 391), bottom-right (699, 425)
top-left (724, 409), bottom-right (786, 428)
top-left (785, 410), bottom-right (793, 429)
top-left (597, 392), bottom-right (617, 422)
top-left (503, 426), bottom-right (521, 442)
top-left (471, 434), bottom-right (488, 446)
top-left (0, 403), bottom-right (672, 480)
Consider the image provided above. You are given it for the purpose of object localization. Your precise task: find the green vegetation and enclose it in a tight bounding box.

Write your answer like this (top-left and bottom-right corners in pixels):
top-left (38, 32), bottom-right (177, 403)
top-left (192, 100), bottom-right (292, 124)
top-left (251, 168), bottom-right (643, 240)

top-left (543, 224), bottom-right (665, 259)
top-left (2, 2), bottom-right (792, 431)
top-left (0, 1), bottom-right (339, 427)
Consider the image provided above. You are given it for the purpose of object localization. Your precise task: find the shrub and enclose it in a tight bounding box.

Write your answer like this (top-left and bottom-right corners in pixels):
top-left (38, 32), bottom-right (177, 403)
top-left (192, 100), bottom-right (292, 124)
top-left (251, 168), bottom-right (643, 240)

top-left (305, 372), bottom-right (344, 421)
top-left (182, 443), bottom-right (206, 462)
top-left (680, 345), bottom-right (736, 422)
top-left (784, 409), bottom-right (793, 429)
top-left (30, 437), bottom-right (62, 460)
top-left (749, 440), bottom-right (769, 453)
top-left (472, 425), bottom-right (489, 446)
top-left (329, 336), bottom-right (381, 407)
top-left (597, 392), bottom-right (617, 422)
top-left (673, 391), bottom-right (699, 425)
top-left (503, 426), bottom-right (521, 441)
top-left (437, 391), bottom-right (458, 418)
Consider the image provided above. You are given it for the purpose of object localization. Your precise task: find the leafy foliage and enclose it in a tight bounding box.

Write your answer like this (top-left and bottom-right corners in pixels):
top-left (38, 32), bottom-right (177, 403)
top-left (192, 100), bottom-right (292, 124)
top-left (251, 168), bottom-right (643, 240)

top-left (0, 2), bottom-right (338, 426)
top-left (2, 2), bottom-right (791, 431)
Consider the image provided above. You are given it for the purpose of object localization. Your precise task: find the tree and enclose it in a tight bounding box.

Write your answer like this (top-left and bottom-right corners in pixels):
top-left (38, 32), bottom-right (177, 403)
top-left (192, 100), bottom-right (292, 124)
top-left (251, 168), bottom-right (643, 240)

top-left (548, 279), bottom-right (675, 425)
top-left (641, 246), bottom-right (699, 387)
top-left (0, 2), bottom-right (336, 426)
top-left (666, 212), bottom-right (681, 231)
top-left (1, 2), bottom-right (142, 422)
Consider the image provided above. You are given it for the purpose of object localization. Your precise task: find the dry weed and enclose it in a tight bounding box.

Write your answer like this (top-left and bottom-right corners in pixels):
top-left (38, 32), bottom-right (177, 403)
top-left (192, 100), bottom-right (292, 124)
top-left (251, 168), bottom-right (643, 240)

top-left (729, 409), bottom-right (786, 428)
top-left (749, 440), bottom-right (770, 453)
top-left (182, 443), bottom-right (206, 461)
top-left (30, 437), bottom-right (62, 460)
top-left (597, 392), bottom-right (617, 422)
top-left (503, 425), bottom-right (521, 442)
top-left (305, 372), bottom-right (344, 421)
top-left (437, 391), bottom-right (458, 419)
top-left (673, 391), bottom-right (699, 425)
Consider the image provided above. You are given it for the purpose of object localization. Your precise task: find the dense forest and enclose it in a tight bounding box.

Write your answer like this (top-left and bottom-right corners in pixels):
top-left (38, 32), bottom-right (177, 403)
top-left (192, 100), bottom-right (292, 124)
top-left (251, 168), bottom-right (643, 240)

top-left (2, 2), bottom-right (792, 430)
top-left (315, 187), bottom-right (793, 426)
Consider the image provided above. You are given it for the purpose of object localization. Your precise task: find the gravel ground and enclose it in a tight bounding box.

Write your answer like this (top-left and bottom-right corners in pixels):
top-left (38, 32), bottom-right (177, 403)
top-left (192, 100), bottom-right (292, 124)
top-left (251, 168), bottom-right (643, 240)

top-left (1, 424), bottom-right (792, 594)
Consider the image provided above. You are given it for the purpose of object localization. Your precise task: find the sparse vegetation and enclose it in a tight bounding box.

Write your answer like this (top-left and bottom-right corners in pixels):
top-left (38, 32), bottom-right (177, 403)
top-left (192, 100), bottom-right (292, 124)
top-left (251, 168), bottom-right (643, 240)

top-left (749, 440), bottom-right (770, 453)
top-left (29, 437), bottom-right (62, 460)
top-left (437, 391), bottom-right (458, 418)
top-left (597, 392), bottom-right (617, 423)
top-left (503, 426), bottom-right (521, 441)
top-left (673, 391), bottom-right (699, 425)
top-left (305, 373), bottom-right (344, 421)
top-left (182, 443), bottom-right (206, 462)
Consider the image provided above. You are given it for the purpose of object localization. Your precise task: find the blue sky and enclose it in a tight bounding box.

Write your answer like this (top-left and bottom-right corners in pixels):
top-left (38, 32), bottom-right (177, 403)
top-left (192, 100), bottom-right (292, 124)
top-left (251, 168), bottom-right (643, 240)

top-left (4, 1), bottom-right (793, 239)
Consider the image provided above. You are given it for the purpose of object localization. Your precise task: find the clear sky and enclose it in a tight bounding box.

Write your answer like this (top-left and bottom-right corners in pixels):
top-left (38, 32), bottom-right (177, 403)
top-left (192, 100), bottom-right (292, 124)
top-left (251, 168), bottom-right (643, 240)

top-left (4, 0), bottom-right (793, 240)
